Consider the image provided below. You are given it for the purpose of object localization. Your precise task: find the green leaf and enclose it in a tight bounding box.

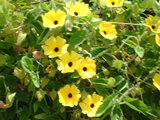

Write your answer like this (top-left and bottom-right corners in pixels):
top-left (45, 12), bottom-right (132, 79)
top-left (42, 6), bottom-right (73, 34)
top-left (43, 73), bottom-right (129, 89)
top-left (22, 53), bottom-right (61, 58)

top-left (103, 54), bottom-right (114, 66)
top-left (0, 41), bottom-right (13, 49)
top-left (34, 102), bottom-right (39, 113)
top-left (41, 77), bottom-right (50, 89)
top-left (141, 0), bottom-right (155, 9)
top-left (91, 78), bottom-right (108, 86)
top-left (5, 75), bottom-right (18, 90)
top-left (124, 9), bottom-right (132, 19)
top-left (90, 16), bottom-right (102, 29)
top-left (0, 54), bottom-right (6, 66)
top-left (95, 85), bottom-right (109, 97)
top-left (21, 56), bottom-right (40, 88)
top-left (44, 113), bottom-right (62, 120)
top-left (21, 56), bottom-right (34, 72)
top-left (111, 104), bottom-right (123, 120)
top-left (39, 100), bottom-right (50, 114)
top-left (0, 13), bottom-right (7, 26)
top-left (112, 60), bottom-right (124, 69)
top-left (6, 92), bottom-right (16, 107)
top-left (142, 59), bottom-right (158, 68)
top-left (117, 80), bottom-right (131, 93)
top-left (114, 75), bottom-right (125, 87)
top-left (91, 47), bottom-right (106, 58)
top-left (19, 105), bottom-right (31, 120)
top-left (125, 96), bottom-right (149, 115)
top-left (134, 46), bottom-right (144, 58)
top-left (13, 67), bottom-right (27, 80)
top-left (26, 29), bottom-right (37, 47)
top-left (34, 113), bottom-right (48, 119)
top-left (123, 39), bottom-right (137, 48)
top-left (107, 77), bottom-right (116, 87)
top-left (24, 8), bottom-right (42, 23)
top-left (31, 20), bottom-right (43, 34)
top-left (36, 89), bottom-right (46, 102)
top-left (16, 32), bottom-right (27, 46)
top-left (49, 89), bottom-right (57, 101)
top-left (30, 71), bottom-right (40, 88)
top-left (68, 30), bottom-right (86, 51)
top-left (38, 28), bottom-right (49, 44)
top-left (96, 94), bottom-right (118, 117)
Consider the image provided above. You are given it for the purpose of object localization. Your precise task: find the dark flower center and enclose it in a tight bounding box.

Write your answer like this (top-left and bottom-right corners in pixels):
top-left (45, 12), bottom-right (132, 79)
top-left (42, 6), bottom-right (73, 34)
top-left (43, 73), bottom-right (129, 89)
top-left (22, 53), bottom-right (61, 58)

top-left (68, 93), bottom-right (72, 98)
top-left (68, 62), bottom-right (73, 67)
top-left (74, 12), bottom-right (78, 16)
top-left (90, 103), bottom-right (94, 108)
top-left (54, 20), bottom-right (58, 25)
top-left (83, 67), bottom-right (87, 71)
top-left (54, 47), bottom-right (59, 52)
top-left (104, 31), bottom-right (107, 35)
top-left (152, 25), bottom-right (155, 30)
top-left (111, 2), bottom-right (115, 5)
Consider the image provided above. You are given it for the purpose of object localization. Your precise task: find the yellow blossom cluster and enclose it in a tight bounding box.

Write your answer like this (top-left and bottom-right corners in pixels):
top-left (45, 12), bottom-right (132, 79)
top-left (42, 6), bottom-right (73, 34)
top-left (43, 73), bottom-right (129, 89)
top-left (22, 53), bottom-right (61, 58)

top-left (40, 1), bottom-right (120, 117)
top-left (42, 36), bottom-right (96, 79)
top-left (42, 1), bottom-right (91, 29)
top-left (41, 1), bottom-right (118, 79)
top-left (58, 84), bottom-right (103, 117)
top-left (42, 1), bottom-right (118, 40)
top-left (40, 2), bottom-right (106, 118)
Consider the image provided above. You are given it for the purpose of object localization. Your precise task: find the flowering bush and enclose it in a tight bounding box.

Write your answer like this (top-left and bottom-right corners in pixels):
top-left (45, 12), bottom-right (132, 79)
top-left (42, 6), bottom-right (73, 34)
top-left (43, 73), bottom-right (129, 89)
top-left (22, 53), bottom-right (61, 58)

top-left (0, 0), bottom-right (160, 119)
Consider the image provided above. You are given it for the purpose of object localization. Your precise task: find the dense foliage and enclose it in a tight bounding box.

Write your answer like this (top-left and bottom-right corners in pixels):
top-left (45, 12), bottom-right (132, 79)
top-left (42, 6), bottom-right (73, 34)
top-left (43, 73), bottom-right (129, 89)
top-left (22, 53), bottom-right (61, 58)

top-left (0, 0), bottom-right (160, 120)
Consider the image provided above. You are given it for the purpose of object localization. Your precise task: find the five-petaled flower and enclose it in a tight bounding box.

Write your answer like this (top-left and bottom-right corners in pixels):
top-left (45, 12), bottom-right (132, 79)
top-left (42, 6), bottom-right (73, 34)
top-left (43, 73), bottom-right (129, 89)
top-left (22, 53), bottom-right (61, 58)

top-left (66, 1), bottom-right (91, 17)
top-left (79, 93), bottom-right (103, 117)
top-left (145, 16), bottom-right (160, 33)
top-left (42, 9), bottom-right (66, 28)
top-left (58, 85), bottom-right (81, 107)
top-left (77, 57), bottom-right (96, 79)
top-left (153, 73), bottom-right (160, 90)
top-left (99, 21), bottom-right (117, 40)
top-left (42, 36), bottom-right (69, 58)
top-left (105, 0), bottom-right (124, 7)
top-left (56, 51), bottom-right (81, 73)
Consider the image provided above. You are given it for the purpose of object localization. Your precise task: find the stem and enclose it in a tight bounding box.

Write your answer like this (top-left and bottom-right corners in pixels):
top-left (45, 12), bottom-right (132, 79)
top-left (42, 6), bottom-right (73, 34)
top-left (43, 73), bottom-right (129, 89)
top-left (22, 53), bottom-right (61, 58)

top-left (110, 22), bottom-right (146, 26)
top-left (127, 36), bottom-right (140, 45)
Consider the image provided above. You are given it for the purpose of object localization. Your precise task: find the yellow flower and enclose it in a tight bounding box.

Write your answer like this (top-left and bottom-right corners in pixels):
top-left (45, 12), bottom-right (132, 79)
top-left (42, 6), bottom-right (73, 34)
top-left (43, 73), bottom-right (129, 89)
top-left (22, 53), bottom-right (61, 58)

top-left (56, 51), bottom-right (81, 73)
top-left (99, 21), bottom-right (117, 40)
top-left (45, 64), bottom-right (54, 73)
top-left (42, 9), bottom-right (66, 28)
top-left (156, 34), bottom-right (160, 46)
top-left (42, 36), bottom-right (69, 58)
top-left (79, 93), bottom-right (103, 117)
top-left (66, 1), bottom-right (91, 17)
top-left (145, 16), bottom-right (160, 33)
top-left (77, 57), bottom-right (96, 79)
top-left (58, 85), bottom-right (81, 107)
top-left (153, 73), bottom-right (160, 90)
top-left (105, 0), bottom-right (124, 7)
